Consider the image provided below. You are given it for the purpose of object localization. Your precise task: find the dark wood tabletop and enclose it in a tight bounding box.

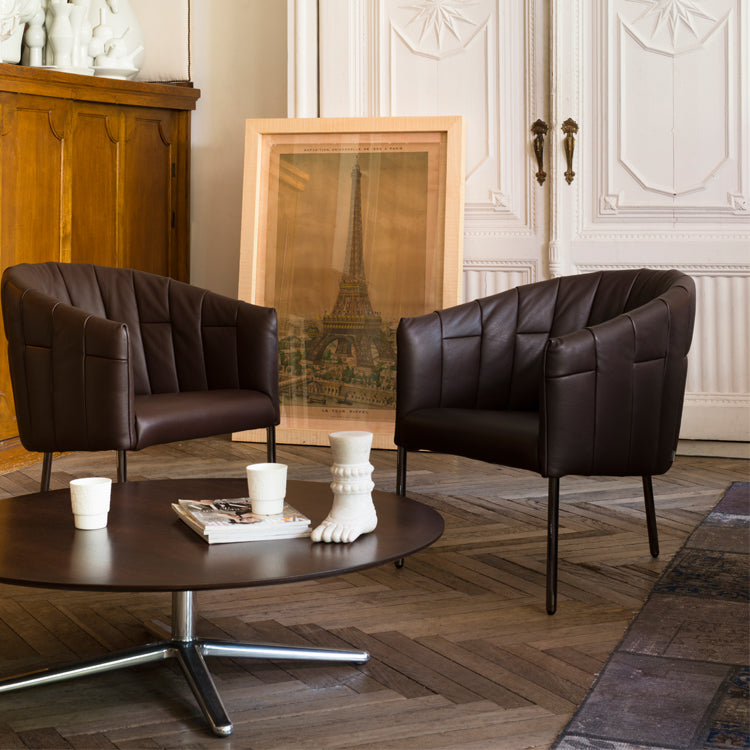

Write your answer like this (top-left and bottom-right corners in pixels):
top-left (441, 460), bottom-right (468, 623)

top-left (0, 478), bottom-right (444, 592)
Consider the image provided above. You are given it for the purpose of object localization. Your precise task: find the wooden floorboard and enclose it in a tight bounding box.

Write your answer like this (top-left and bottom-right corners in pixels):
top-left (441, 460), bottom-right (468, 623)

top-left (0, 436), bottom-right (746, 749)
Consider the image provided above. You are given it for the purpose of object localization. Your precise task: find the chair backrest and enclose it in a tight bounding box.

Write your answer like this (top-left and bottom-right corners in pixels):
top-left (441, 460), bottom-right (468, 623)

top-left (1, 262), bottom-right (253, 397)
top-left (484, 268), bottom-right (694, 410)
top-left (402, 268), bottom-right (695, 413)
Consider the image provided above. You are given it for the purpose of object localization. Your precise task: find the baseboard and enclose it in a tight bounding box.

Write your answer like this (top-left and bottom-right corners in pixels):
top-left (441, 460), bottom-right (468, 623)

top-left (677, 439), bottom-right (750, 459)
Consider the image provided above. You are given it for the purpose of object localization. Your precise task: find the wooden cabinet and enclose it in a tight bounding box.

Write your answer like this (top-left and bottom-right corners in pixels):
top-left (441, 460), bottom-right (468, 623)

top-left (0, 63), bottom-right (200, 467)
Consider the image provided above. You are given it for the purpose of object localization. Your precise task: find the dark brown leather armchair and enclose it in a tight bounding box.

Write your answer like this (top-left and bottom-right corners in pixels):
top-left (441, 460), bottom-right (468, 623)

top-left (2, 262), bottom-right (280, 490)
top-left (395, 268), bottom-right (696, 614)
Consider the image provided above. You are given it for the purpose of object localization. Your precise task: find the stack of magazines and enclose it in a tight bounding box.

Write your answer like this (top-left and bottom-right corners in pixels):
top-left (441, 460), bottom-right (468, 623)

top-left (172, 497), bottom-right (311, 544)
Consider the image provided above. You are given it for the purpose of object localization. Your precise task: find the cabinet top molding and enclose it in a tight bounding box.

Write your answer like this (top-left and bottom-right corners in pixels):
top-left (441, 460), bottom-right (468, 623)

top-left (0, 63), bottom-right (200, 111)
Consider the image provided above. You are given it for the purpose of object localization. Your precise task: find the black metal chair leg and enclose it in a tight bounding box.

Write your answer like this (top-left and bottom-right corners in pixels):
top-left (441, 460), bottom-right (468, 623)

top-left (41, 452), bottom-right (52, 492)
top-left (117, 450), bottom-right (127, 483)
top-left (395, 447), bottom-right (407, 568)
top-left (396, 446), bottom-right (406, 496)
top-left (642, 475), bottom-right (659, 558)
top-left (267, 426), bottom-right (277, 463)
top-left (546, 477), bottom-right (560, 615)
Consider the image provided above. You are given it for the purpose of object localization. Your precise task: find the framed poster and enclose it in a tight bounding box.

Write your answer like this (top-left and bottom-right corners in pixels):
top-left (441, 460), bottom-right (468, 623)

top-left (235, 117), bottom-right (465, 449)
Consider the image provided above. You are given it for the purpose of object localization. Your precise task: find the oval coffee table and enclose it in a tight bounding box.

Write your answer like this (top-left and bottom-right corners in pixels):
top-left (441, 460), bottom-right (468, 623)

top-left (0, 478), bottom-right (443, 736)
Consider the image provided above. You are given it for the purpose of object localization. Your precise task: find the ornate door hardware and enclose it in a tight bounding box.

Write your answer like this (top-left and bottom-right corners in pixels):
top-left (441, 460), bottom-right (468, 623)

top-left (531, 119), bottom-right (548, 185)
top-left (562, 118), bottom-right (578, 184)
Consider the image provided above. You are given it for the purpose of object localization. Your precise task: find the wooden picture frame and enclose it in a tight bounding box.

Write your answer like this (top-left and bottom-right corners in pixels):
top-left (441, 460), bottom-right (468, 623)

top-left (235, 116), bottom-right (465, 449)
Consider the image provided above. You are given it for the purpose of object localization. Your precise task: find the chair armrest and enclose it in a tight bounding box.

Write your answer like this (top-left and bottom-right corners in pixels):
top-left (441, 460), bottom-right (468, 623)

top-left (192, 287), bottom-right (279, 421)
top-left (541, 298), bottom-right (684, 477)
top-left (395, 311), bottom-right (444, 422)
top-left (236, 301), bottom-right (279, 421)
top-left (7, 289), bottom-right (134, 452)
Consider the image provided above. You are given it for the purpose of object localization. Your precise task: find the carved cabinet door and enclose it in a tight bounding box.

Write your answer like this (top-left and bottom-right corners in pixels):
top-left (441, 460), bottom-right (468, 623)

top-left (70, 103), bottom-right (121, 268)
top-left (120, 107), bottom-right (181, 278)
top-left (0, 92), bottom-right (70, 441)
top-left (300, 0), bottom-right (750, 441)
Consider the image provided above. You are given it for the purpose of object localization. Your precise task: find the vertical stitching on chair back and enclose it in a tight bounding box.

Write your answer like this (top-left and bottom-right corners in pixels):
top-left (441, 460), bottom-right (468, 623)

top-left (79, 313), bottom-right (94, 449)
top-left (141, 273), bottom-right (172, 394)
top-left (507, 287), bottom-right (522, 406)
top-left (438, 310), bottom-right (446, 407)
top-left (200, 288), bottom-right (244, 391)
top-left (508, 278), bottom-right (562, 409)
top-left (438, 300), bottom-right (483, 408)
top-left (52, 264), bottom-right (75, 306)
top-left (476, 304), bottom-right (485, 410)
top-left (92, 266), bottom-right (150, 395)
top-left (189, 286), bottom-right (209, 391)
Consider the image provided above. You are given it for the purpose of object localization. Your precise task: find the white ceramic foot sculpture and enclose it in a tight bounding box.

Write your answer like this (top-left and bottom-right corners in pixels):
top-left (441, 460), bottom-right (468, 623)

top-left (311, 431), bottom-right (377, 543)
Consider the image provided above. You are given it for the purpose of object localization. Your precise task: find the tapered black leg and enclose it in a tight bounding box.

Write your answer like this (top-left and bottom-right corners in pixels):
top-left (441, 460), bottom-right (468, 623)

top-left (396, 446), bottom-right (407, 496)
top-left (267, 426), bottom-right (277, 463)
top-left (394, 447), bottom-right (407, 568)
top-left (41, 452), bottom-right (52, 492)
top-left (546, 477), bottom-right (560, 615)
top-left (117, 450), bottom-right (127, 483)
top-left (642, 475), bottom-right (659, 557)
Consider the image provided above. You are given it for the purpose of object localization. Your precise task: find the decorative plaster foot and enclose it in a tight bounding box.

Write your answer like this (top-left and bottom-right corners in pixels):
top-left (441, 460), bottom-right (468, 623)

top-left (311, 496), bottom-right (378, 543)
top-left (311, 430), bottom-right (377, 544)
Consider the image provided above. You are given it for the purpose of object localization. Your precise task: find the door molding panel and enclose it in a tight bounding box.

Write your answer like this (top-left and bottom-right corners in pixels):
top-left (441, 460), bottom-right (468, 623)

top-left (387, 11), bottom-right (492, 180)
top-left (314, 0), bottom-right (544, 238)
top-left (586, 2), bottom-right (749, 228)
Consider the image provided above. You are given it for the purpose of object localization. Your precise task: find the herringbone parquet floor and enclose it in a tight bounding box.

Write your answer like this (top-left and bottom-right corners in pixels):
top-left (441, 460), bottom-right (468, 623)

top-left (0, 436), bottom-right (746, 749)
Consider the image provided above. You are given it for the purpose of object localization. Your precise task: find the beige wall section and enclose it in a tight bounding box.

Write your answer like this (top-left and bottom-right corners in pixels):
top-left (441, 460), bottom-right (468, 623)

top-left (190, 1), bottom-right (287, 297)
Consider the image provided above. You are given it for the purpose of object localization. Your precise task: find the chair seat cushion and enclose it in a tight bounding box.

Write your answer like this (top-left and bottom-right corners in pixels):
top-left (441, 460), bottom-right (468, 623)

top-left (397, 408), bottom-right (540, 472)
top-left (134, 390), bottom-right (277, 450)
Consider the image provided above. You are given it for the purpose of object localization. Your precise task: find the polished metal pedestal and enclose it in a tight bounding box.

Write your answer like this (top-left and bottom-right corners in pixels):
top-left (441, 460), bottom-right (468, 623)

top-left (0, 591), bottom-right (369, 737)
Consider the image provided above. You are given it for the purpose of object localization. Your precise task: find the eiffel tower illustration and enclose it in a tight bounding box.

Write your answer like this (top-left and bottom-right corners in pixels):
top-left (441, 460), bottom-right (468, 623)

top-left (306, 157), bottom-right (393, 367)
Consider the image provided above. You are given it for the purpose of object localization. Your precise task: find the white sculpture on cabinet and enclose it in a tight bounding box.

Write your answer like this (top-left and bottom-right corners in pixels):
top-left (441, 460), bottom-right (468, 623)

top-left (88, 0), bottom-right (143, 77)
top-left (0, 0), bottom-right (42, 63)
top-left (6, 0), bottom-right (145, 78)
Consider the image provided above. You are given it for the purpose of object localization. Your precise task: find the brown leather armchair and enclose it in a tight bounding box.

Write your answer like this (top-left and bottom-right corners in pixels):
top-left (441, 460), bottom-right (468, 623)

top-left (2, 262), bottom-right (280, 490)
top-left (395, 268), bottom-right (696, 614)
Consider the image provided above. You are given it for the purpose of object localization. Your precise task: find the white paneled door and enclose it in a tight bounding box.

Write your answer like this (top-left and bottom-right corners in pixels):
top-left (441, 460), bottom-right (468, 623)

top-left (289, 0), bottom-right (750, 442)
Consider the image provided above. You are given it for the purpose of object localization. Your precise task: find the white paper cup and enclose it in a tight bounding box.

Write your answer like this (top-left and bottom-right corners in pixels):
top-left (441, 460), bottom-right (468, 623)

top-left (70, 477), bottom-right (112, 530)
top-left (246, 462), bottom-right (287, 515)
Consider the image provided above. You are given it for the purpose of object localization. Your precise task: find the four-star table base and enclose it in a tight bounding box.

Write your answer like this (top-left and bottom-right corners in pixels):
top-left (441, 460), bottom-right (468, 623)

top-left (0, 591), bottom-right (368, 736)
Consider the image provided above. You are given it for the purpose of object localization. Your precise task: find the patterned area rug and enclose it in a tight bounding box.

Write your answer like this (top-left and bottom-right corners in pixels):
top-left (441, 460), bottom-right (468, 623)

top-left (553, 481), bottom-right (749, 750)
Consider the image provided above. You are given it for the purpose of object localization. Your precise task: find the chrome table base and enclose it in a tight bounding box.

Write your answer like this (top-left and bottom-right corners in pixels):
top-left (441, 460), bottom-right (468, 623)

top-left (0, 591), bottom-right (369, 737)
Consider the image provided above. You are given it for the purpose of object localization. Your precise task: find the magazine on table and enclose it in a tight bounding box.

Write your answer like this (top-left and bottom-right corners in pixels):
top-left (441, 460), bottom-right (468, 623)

top-left (172, 497), bottom-right (311, 544)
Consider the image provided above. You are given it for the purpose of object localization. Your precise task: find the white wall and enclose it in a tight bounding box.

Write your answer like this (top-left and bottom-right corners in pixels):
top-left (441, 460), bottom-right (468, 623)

top-left (190, 0), bottom-right (287, 297)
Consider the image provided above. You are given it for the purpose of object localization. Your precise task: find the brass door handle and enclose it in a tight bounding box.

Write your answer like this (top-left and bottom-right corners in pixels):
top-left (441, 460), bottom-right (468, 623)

top-left (531, 119), bottom-right (548, 185)
top-left (562, 118), bottom-right (578, 184)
